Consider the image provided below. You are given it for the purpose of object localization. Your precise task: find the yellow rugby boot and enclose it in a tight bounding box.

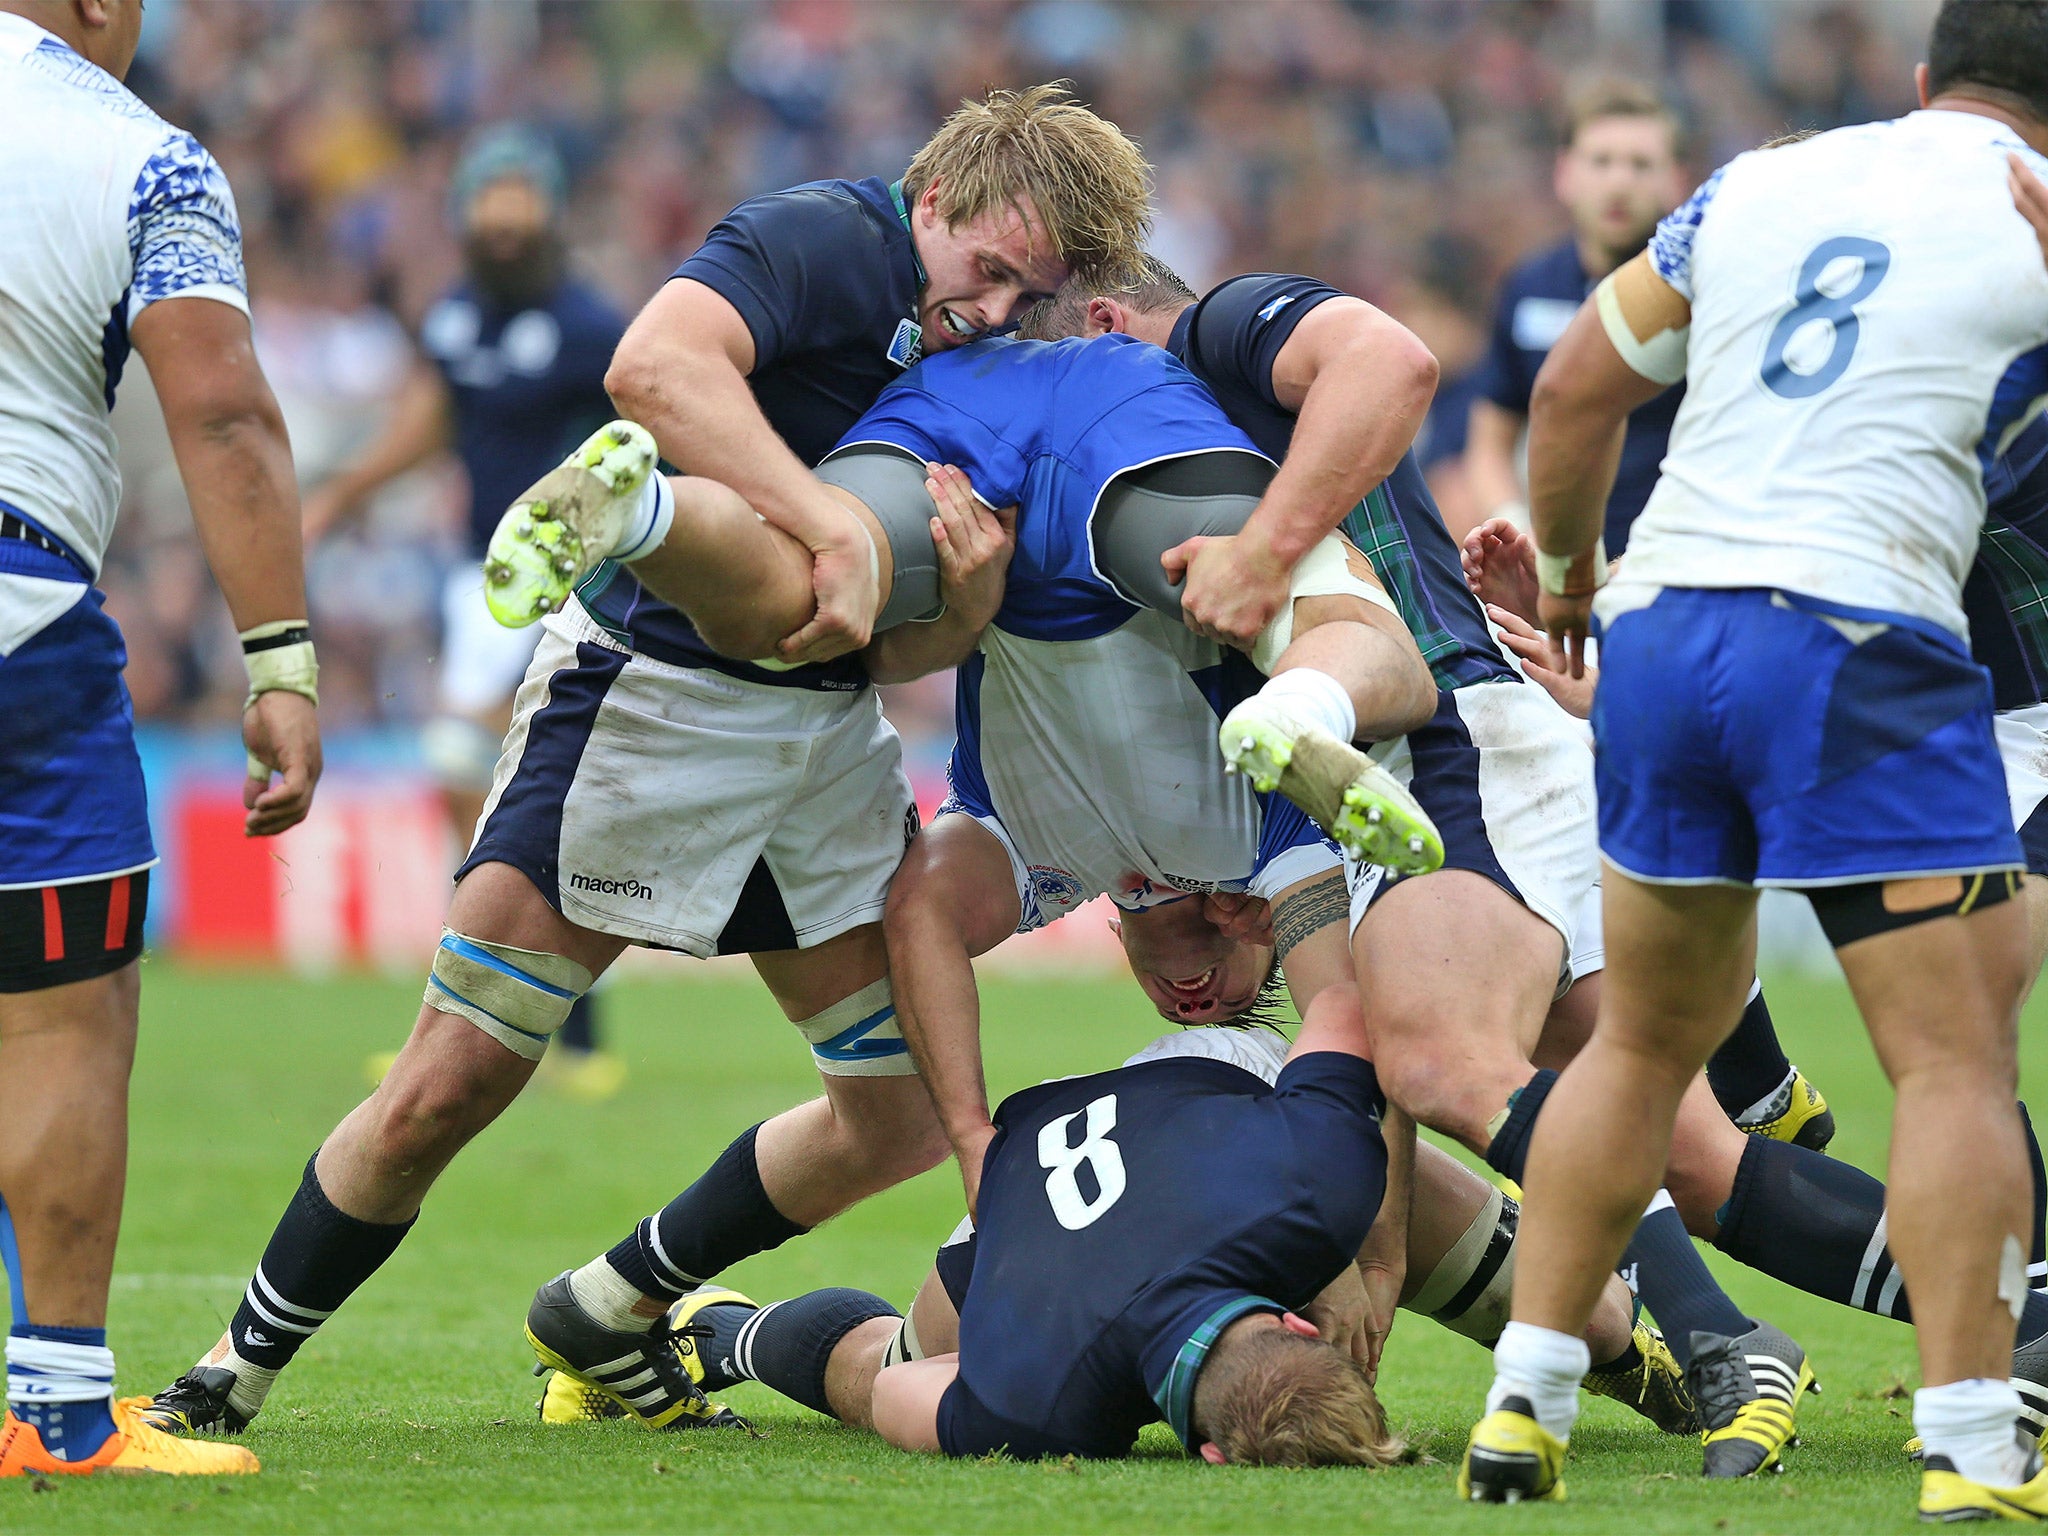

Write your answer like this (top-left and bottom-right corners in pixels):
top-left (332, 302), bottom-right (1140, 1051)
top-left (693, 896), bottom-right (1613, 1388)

top-left (1688, 1321), bottom-right (1815, 1478)
top-left (1920, 1437), bottom-right (2048, 1522)
top-left (1457, 1397), bottom-right (1566, 1503)
top-left (1218, 698), bottom-right (1443, 875)
top-left (483, 420), bottom-right (660, 627)
top-left (1736, 1067), bottom-right (1836, 1152)
top-left (525, 1272), bottom-right (749, 1430)
top-left (1583, 1320), bottom-right (1698, 1435)
top-left (2, 1398), bottom-right (258, 1476)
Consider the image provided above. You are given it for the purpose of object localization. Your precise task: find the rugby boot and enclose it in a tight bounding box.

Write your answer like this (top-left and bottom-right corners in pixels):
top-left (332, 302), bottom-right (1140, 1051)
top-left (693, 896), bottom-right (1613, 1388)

top-left (665, 1285), bottom-right (758, 1396)
top-left (1457, 1396), bottom-right (1567, 1502)
top-left (135, 1363), bottom-right (251, 1437)
top-left (1582, 1320), bottom-right (1698, 1435)
top-left (536, 1369), bottom-right (628, 1424)
top-left (2, 1398), bottom-right (259, 1476)
top-left (1736, 1067), bottom-right (1836, 1152)
top-left (483, 420), bottom-right (660, 627)
top-left (525, 1271), bottom-right (748, 1430)
top-left (1920, 1430), bottom-right (2048, 1522)
top-left (1687, 1320), bottom-right (1815, 1477)
top-left (1217, 697), bottom-right (1443, 876)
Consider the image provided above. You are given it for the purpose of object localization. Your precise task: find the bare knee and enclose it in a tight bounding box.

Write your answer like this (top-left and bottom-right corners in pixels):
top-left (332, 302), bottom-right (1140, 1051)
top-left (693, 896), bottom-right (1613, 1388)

top-left (1375, 1036), bottom-right (1521, 1151)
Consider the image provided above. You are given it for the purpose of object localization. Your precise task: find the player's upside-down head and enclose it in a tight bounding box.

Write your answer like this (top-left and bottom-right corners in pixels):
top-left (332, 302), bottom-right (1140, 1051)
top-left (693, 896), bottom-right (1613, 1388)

top-left (1111, 895), bottom-right (1282, 1026)
top-left (1192, 1313), bottom-right (1404, 1469)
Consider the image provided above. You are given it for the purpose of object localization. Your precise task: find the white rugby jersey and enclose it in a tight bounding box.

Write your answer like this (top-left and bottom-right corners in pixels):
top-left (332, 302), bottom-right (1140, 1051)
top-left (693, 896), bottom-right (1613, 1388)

top-left (1609, 109), bottom-right (2048, 638)
top-left (0, 14), bottom-right (247, 583)
top-left (948, 611), bottom-right (1336, 930)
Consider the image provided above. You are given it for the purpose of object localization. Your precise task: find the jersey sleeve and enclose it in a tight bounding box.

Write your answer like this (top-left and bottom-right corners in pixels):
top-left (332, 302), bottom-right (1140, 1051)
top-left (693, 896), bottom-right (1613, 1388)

top-left (127, 131), bottom-right (247, 322)
top-left (1185, 274), bottom-right (1342, 411)
top-left (675, 189), bottom-right (882, 372)
top-left (838, 380), bottom-right (1030, 507)
top-left (1247, 797), bottom-right (1341, 900)
top-left (1473, 278), bottom-right (1533, 413)
top-left (1646, 165), bottom-right (1728, 303)
top-left (1274, 1052), bottom-right (1388, 1250)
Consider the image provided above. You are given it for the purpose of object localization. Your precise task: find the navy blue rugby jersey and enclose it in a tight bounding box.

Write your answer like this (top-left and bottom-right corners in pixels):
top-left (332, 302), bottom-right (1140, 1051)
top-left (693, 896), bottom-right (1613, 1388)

top-left (936, 1050), bottom-right (1386, 1460)
top-left (579, 177), bottom-right (924, 690)
top-left (1172, 273), bottom-right (1514, 692)
top-left (419, 277), bottom-right (623, 556)
top-left (1474, 237), bottom-right (1682, 553)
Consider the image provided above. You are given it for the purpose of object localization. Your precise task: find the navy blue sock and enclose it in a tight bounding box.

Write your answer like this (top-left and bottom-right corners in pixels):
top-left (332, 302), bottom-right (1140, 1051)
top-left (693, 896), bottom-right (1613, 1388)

top-left (605, 1125), bottom-right (807, 1301)
top-left (557, 993), bottom-right (598, 1054)
top-left (227, 1153), bottom-right (415, 1370)
top-left (7, 1323), bottom-right (116, 1461)
top-left (1704, 984), bottom-right (1792, 1121)
top-left (1714, 1132), bottom-right (2048, 1345)
top-left (1482, 1071), bottom-right (1557, 1183)
top-left (709, 1289), bottom-right (898, 1419)
top-left (1625, 1200), bottom-right (1752, 1369)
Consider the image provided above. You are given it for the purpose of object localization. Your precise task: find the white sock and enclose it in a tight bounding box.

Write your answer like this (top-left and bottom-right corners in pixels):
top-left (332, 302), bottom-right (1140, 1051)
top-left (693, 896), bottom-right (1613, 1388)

top-left (1258, 666), bottom-right (1357, 745)
top-left (1487, 1321), bottom-right (1589, 1443)
top-left (613, 474), bottom-right (675, 564)
top-left (568, 1255), bottom-right (656, 1334)
top-left (1916, 1378), bottom-right (2034, 1486)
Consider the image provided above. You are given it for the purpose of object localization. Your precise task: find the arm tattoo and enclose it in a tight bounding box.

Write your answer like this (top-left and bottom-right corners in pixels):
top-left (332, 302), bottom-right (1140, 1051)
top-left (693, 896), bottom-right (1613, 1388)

top-left (1273, 871), bottom-right (1350, 966)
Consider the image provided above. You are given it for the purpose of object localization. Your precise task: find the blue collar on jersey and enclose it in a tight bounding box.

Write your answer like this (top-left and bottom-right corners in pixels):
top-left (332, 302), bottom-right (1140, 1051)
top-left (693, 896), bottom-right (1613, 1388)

top-left (1153, 1294), bottom-right (1287, 1451)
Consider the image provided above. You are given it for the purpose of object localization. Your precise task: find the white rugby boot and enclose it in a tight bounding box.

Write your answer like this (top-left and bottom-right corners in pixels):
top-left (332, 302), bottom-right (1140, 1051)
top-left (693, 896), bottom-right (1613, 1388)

top-left (483, 420), bottom-right (663, 627)
top-left (1219, 694), bottom-right (1443, 876)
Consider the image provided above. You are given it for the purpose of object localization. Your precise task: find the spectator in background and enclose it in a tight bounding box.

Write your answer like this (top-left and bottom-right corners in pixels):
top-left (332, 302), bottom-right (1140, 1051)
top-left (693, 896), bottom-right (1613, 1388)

top-left (1459, 78), bottom-right (1689, 550)
top-left (299, 125), bottom-right (626, 1100)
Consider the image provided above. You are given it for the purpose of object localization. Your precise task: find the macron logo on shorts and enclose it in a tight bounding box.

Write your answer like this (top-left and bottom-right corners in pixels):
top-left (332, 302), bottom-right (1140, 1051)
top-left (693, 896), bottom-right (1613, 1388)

top-left (567, 872), bottom-right (654, 901)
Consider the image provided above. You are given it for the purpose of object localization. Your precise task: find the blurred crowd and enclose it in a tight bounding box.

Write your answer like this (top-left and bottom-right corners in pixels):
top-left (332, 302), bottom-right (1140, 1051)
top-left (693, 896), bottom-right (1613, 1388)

top-left (102, 0), bottom-right (1934, 743)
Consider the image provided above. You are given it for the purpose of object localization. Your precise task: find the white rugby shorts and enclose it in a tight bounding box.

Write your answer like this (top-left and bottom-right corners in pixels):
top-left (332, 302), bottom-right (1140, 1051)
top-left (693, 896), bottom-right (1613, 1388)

top-left (463, 601), bottom-right (917, 957)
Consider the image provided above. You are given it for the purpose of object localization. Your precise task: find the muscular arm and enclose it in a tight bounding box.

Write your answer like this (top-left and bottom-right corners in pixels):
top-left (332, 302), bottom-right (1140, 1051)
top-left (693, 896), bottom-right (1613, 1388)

top-left (605, 279), bottom-right (879, 660)
top-left (1527, 253), bottom-right (1684, 670)
top-left (1171, 300), bottom-right (1439, 647)
top-left (132, 294), bottom-right (321, 834)
top-left (1459, 399), bottom-right (1527, 539)
top-left (1527, 255), bottom-right (1684, 564)
top-left (302, 360), bottom-right (451, 541)
top-left (882, 815), bottom-right (1025, 1214)
top-left (1249, 299), bottom-right (1438, 571)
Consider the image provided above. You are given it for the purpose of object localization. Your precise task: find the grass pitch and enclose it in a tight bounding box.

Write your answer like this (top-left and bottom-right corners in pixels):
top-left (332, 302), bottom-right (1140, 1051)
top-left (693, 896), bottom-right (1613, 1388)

top-left (5, 960), bottom-right (2042, 1532)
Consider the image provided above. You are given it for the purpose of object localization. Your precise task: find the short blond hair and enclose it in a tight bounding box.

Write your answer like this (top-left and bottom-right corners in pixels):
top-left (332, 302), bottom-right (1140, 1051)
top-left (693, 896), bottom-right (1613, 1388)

top-left (1192, 1326), bottom-right (1405, 1469)
top-left (903, 83), bottom-right (1153, 280)
top-left (1562, 76), bottom-right (1682, 155)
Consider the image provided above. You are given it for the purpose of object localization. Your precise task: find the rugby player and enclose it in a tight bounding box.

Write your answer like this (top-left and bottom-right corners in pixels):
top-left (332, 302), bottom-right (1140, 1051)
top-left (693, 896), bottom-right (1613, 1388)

top-left (1460, 4), bottom-right (2048, 1514)
top-left (1017, 259), bottom-right (1815, 1476)
top-left (301, 124), bottom-right (627, 1096)
top-left (1459, 82), bottom-right (1826, 1144)
top-left (561, 1009), bottom-right (1672, 1463)
top-left (1459, 77), bottom-right (1686, 553)
top-left (143, 87), bottom-right (1150, 1441)
top-left (0, 0), bottom-right (320, 1478)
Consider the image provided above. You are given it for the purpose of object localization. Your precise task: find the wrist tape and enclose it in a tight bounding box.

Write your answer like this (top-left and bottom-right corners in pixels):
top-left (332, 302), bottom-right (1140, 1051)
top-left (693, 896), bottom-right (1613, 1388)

top-left (240, 620), bottom-right (319, 707)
